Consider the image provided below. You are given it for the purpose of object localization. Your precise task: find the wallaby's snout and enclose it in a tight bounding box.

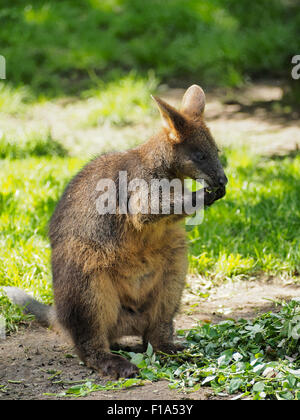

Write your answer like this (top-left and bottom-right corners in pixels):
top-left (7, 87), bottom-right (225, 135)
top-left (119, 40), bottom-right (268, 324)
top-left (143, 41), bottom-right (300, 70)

top-left (218, 174), bottom-right (228, 187)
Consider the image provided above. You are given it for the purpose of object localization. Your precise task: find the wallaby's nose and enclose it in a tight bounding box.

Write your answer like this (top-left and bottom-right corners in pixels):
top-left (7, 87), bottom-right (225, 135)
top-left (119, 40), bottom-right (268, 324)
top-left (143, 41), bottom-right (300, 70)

top-left (219, 175), bottom-right (228, 187)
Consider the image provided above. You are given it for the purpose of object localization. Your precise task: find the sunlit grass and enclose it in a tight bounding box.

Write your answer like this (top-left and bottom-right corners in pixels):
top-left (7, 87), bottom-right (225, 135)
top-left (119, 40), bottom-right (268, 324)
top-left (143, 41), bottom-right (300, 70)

top-left (188, 149), bottom-right (300, 280)
top-left (0, 295), bottom-right (34, 334)
top-left (0, 157), bottom-right (84, 306)
top-left (0, 82), bottom-right (31, 114)
top-left (0, 129), bottom-right (67, 159)
top-left (82, 72), bottom-right (158, 127)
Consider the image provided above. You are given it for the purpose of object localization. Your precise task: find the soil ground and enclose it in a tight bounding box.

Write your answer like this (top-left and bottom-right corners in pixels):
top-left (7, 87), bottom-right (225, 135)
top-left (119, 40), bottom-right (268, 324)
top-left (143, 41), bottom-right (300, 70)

top-left (0, 81), bottom-right (299, 400)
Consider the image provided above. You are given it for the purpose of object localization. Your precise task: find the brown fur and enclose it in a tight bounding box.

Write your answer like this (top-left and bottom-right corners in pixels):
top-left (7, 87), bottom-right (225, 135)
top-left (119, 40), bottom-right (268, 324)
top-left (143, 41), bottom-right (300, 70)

top-left (48, 85), bottom-right (227, 378)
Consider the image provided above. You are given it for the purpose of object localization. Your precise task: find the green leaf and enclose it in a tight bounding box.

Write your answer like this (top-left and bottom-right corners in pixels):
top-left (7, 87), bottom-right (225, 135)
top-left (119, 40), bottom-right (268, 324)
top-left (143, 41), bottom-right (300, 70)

top-left (278, 391), bottom-right (294, 400)
top-left (253, 364), bottom-right (266, 374)
top-left (130, 353), bottom-right (147, 368)
top-left (218, 350), bottom-right (233, 367)
top-left (287, 374), bottom-right (297, 388)
top-left (146, 342), bottom-right (153, 358)
top-left (122, 378), bottom-right (141, 388)
top-left (228, 378), bottom-right (244, 394)
top-left (253, 382), bottom-right (265, 393)
top-left (202, 375), bottom-right (216, 385)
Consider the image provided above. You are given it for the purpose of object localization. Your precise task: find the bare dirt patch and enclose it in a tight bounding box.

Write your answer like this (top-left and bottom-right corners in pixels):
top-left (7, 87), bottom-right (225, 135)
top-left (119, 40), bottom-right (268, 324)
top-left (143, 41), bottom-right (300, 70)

top-left (162, 81), bottom-right (300, 157)
top-left (1, 81), bottom-right (299, 158)
top-left (1, 278), bottom-right (300, 400)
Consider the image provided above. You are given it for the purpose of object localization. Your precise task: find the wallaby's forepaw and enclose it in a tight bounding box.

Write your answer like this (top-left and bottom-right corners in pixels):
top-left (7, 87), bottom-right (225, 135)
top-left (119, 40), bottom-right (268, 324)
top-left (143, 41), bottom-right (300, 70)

top-left (204, 186), bottom-right (226, 207)
top-left (214, 185), bottom-right (226, 200)
top-left (98, 354), bottom-right (139, 379)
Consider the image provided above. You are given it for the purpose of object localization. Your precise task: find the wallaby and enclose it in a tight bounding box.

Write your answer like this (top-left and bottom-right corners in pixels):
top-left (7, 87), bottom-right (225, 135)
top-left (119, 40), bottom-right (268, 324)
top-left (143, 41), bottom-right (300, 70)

top-left (3, 85), bottom-right (227, 378)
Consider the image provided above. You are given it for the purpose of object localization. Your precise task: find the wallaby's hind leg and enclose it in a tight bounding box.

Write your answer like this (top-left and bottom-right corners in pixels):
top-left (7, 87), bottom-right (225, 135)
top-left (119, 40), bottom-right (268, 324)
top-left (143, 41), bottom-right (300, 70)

top-left (142, 255), bottom-right (188, 353)
top-left (52, 248), bottom-right (138, 378)
top-left (143, 321), bottom-right (185, 354)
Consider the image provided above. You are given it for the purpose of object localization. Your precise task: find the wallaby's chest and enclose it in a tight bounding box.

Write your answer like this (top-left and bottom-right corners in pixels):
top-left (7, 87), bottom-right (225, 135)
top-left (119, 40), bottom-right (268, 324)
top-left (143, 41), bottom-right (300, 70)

top-left (112, 222), bottom-right (187, 305)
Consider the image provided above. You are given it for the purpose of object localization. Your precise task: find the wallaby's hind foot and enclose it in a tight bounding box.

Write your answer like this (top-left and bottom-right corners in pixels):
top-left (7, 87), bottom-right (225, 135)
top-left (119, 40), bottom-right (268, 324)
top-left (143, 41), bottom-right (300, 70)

top-left (84, 352), bottom-right (139, 378)
top-left (155, 342), bottom-right (186, 354)
top-left (110, 342), bottom-right (146, 354)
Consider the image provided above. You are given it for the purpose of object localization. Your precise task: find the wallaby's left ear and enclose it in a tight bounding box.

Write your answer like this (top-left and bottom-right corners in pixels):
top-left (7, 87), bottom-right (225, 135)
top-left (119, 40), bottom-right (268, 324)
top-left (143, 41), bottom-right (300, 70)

top-left (151, 95), bottom-right (187, 143)
top-left (180, 84), bottom-right (206, 120)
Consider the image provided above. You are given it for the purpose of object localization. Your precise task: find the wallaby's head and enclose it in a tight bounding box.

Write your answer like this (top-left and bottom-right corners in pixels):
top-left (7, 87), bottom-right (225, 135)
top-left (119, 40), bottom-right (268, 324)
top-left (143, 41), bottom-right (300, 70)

top-left (152, 85), bottom-right (228, 193)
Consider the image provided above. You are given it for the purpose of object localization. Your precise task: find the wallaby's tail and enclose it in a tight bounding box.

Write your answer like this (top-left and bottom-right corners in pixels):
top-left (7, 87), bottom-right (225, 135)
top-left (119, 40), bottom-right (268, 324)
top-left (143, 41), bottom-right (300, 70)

top-left (2, 286), bottom-right (56, 328)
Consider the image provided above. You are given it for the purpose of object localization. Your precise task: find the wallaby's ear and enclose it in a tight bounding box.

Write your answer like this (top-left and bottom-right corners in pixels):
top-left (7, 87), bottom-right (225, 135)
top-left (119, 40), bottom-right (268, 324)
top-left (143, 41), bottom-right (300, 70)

top-left (151, 95), bottom-right (187, 143)
top-left (180, 84), bottom-right (206, 120)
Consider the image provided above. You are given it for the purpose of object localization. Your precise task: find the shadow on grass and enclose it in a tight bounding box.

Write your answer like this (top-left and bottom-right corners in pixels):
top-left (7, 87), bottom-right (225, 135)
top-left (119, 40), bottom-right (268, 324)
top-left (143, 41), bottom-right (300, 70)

top-left (222, 98), bottom-right (300, 124)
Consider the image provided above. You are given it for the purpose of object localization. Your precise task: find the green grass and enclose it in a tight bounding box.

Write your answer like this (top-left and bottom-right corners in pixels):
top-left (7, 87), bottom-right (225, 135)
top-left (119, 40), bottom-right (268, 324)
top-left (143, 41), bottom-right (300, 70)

top-left (0, 82), bottom-right (31, 114)
top-left (0, 130), bottom-right (68, 159)
top-left (0, 295), bottom-right (33, 334)
top-left (0, 157), bottom-right (83, 305)
top-left (1, 0), bottom-right (299, 97)
top-left (81, 71), bottom-right (158, 127)
top-left (188, 149), bottom-right (300, 280)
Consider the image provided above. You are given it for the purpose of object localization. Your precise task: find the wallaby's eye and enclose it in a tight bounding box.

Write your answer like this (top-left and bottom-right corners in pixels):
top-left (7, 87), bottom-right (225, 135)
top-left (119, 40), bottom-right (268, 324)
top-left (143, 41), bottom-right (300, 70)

top-left (193, 151), bottom-right (206, 162)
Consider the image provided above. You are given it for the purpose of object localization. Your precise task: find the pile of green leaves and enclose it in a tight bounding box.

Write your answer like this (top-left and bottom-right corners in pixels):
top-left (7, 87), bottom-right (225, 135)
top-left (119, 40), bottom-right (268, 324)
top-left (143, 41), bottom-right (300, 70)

top-left (171, 299), bottom-right (300, 400)
top-left (60, 299), bottom-right (300, 400)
